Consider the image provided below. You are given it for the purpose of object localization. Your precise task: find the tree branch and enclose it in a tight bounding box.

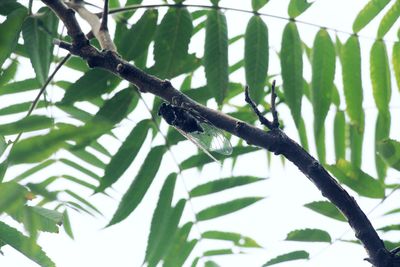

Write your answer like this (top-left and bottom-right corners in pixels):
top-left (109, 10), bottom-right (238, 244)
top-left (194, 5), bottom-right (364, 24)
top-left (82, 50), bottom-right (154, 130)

top-left (40, 1), bottom-right (398, 266)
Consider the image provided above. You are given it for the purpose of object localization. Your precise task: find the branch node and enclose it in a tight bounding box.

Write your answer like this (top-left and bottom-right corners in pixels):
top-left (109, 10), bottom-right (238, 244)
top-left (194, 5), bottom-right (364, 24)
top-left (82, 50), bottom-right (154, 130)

top-left (245, 85), bottom-right (273, 129)
top-left (116, 63), bottom-right (124, 73)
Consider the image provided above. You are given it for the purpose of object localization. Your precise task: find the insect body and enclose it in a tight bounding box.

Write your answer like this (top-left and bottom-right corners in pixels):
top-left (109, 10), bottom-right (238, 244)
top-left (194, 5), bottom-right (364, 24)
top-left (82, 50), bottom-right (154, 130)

top-left (158, 102), bottom-right (232, 161)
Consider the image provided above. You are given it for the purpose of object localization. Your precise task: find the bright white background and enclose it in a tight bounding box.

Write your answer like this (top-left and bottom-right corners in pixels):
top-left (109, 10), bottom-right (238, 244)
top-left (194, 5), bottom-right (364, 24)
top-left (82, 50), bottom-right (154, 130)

top-left (2, 0), bottom-right (400, 266)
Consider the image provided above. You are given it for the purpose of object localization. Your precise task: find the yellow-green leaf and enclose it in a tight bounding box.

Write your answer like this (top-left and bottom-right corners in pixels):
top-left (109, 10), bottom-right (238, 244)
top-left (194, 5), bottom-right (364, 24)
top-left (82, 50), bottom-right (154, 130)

top-left (204, 10), bottom-right (228, 105)
top-left (244, 16), bottom-right (269, 104)
top-left (263, 251), bottom-right (309, 266)
top-left (311, 29), bottom-right (335, 163)
top-left (286, 228), bottom-right (331, 243)
top-left (288, 0), bottom-right (313, 18)
top-left (353, 0), bottom-right (391, 33)
top-left (377, 0), bottom-right (400, 38)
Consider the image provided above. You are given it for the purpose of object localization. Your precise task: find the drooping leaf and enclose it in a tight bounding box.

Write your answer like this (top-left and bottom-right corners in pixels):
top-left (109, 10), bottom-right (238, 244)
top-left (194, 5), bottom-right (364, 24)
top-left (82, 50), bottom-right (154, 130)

top-left (203, 248), bottom-right (235, 256)
top-left (96, 120), bottom-right (150, 192)
top-left (280, 23), bottom-right (308, 149)
top-left (0, 59), bottom-right (18, 86)
top-left (117, 9), bottom-right (158, 62)
top-left (333, 110), bottom-right (346, 161)
top-left (67, 146), bottom-right (106, 169)
top-left (286, 228), bottom-right (331, 243)
top-left (353, 0), bottom-right (391, 33)
top-left (108, 145), bottom-right (166, 226)
top-left (163, 222), bottom-right (195, 267)
top-left (0, 115), bottom-right (53, 136)
top-left (202, 230), bottom-right (262, 248)
top-left (62, 210), bottom-right (74, 239)
top-left (377, 0), bottom-right (400, 38)
top-left (0, 101), bottom-right (46, 116)
top-left (311, 29), bottom-right (335, 163)
top-left (0, 136), bottom-right (7, 159)
top-left (341, 36), bottom-right (364, 130)
top-left (189, 176), bottom-right (265, 197)
top-left (22, 7), bottom-right (58, 85)
top-left (244, 16), bottom-right (269, 104)
top-left (64, 190), bottom-right (102, 216)
top-left (60, 69), bottom-right (120, 105)
top-left (375, 112), bottom-right (390, 180)
top-left (377, 139), bottom-right (400, 172)
top-left (393, 42), bottom-right (400, 91)
top-left (251, 0), bottom-right (269, 11)
top-left (12, 160), bottom-right (55, 182)
top-left (304, 201), bottom-right (347, 222)
top-left (0, 6), bottom-right (27, 68)
top-left (197, 197), bottom-right (263, 221)
top-left (326, 159), bottom-right (385, 198)
top-left (370, 40), bottom-right (391, 113)
top-left (204, 9), bottom-right (229, 105)
top-left (146, 176), bottom-right (185, 267)
top-left (263, 250), bottom-right (309, 266)
top-left (288, 0), bottom-right (313, 18)
top-left (204, 261), bottom-right (220, 267)
top-left (0, 221), bottom-right (55, 267)
top-left (152, 7), bottom-right (193, 79)
top-left (349, 123), bottom-right (364, 168)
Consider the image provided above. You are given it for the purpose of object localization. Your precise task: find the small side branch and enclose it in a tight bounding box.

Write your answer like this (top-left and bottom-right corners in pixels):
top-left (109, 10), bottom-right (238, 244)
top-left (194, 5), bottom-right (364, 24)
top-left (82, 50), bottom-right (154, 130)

top-left (66, 0), bottom-right (116, 51)
top-left (245, 81), bottom-right (279, 130)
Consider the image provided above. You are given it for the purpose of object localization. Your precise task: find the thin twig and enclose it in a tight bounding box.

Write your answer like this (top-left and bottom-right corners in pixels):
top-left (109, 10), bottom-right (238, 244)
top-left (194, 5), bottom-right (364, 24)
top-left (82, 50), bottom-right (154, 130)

top-left (13, 54), bottom-right (71, 145)
top-left (100, 0), bottom-right (109, 31)
top-left (270, 81), bottom-right (279, 129)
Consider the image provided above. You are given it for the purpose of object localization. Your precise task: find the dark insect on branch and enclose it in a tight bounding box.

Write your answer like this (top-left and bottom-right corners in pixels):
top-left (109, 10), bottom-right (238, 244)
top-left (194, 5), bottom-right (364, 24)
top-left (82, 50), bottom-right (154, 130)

top-left (158, 102), bottom-right (232, 162)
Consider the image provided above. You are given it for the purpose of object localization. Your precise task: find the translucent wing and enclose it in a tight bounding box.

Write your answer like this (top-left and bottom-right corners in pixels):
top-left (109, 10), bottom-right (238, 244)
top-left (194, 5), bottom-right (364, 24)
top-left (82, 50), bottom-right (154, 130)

top-left (175, 128), bottom-right (219, 162)
top-left (190, 122), bottom-right (233, 155)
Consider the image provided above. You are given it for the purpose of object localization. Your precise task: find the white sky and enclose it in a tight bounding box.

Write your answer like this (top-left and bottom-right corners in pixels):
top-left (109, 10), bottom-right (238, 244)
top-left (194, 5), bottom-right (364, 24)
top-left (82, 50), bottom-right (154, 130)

top-left (2, 0), bottom-right (400, 267)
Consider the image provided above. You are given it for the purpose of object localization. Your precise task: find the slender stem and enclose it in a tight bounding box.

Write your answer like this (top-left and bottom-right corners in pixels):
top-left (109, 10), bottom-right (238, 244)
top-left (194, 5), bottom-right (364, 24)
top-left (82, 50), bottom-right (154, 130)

top-left (13, 54), bottom-right (71, 145)
top-left (105, 3), bottom-right (395, 44)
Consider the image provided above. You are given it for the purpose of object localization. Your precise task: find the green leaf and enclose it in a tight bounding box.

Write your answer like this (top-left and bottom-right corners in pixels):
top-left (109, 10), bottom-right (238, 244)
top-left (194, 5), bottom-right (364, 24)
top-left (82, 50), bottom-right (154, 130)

top-left (189, 176), bottom-right (265, 197)
top-left (0, 59), bottom-right (18, 86)
top-left (22, 7), bottom-right (58, 85)
top-left (65, 190), bottom-right (102, 216)
top-left (0, 221), bottom-right (55, 267)
top-left (349, 123), bottom-right (363, 168)
top-left (180, 146), bottom-right (259, 170)
top-left (146, 174), bottom-right (180, 267)
top-left (0, 78), bottom-right (41, 96)
top-left (252, 0), bottom-right (269, 11)
top-left (326, 159), bottom-right (385, 198)
top-left (202, 230), bottom-right (261, 248)
top-left (375, 112), bottom-right (390, 180)
top-left (377, 0), bottom-right (400, 38)
top-left (8, 125), bottom-right (90, 165)
top-left (67, 146), bottom-right (106, 169)
top-left (203, 248), bottom-right (234, 256)
top-left (0, 115), bottom-right (53, 136)
top-left (304, 201), bottom-right (346, 222)
top-left (96, 120), bottom-right (150, 192)
top-left (244, 16), bottom-right (269, 104)
top-left (288, 0), bottom-right (313, 18)
top-left (0, 101), bottom-right (46, 116)
top-left (393, 42), bottom-right (400, 91)
top-left (0, 161), bottom-right (7, 183)
top-left (280, 23), bottom-right (307, 149)
top-left (163, 222), bottom-right (196, 267)
top-left (378, 224), bottom-right (400, 232)
top-left (152, 8), bottom-right (193, 79)
top-left (0, 6), bottom-right (27, 68)
top-left (108, 145), bottom-right (166, 226)
top-left (0, 136), bottom-right (7, 158)
top-left (370, 40), bottom-right (391, 113)
top-left (353, 0), bottom-right (391, 33)
top-left (204, 10), bottom-right (229, 105)
top-left (0, 182), bottom-right (28, 214)
top-left (286, 228), bottom-right (331, 243)
top-left (334, 110), bottom-right (346, 161)
top-left (60, 69), bottom-right (120, 105)
top-left (311, 29), bottom-right (335, 164)
top-left (117, 9), bottom-right (158, 62)
top-left (341, 36), bottom-right (364, 130)
top-left (197, 197), bottom-right (263, 221)
top-left (204, 261), bottom-right (220, 267)
top-left (263, 250), bottom-right (309, 266)
top-left (60, 158), bottom-right (101, 181)
top-left (62, 210), bottom-right (74, 239)
top-left (12, 160), bottom-right (55, 182)
top-left (377, 139), bottom-right (400, 172)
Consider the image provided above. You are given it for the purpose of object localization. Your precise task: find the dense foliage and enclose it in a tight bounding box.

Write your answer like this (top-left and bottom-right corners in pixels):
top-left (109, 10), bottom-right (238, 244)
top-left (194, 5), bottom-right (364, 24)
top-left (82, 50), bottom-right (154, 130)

top-left (1, 0), bottom-right (400, 266)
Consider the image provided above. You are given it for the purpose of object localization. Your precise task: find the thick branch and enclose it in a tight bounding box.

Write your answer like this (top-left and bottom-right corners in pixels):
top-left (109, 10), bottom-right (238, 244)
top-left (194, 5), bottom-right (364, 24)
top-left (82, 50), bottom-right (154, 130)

top-left (40, 1), bottom-right (398, 266)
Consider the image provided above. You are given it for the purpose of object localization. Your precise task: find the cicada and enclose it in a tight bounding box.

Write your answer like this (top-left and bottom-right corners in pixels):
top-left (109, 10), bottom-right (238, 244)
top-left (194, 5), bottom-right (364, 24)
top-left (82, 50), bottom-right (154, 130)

top-left (158, 102), bottom-right (232, 161)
